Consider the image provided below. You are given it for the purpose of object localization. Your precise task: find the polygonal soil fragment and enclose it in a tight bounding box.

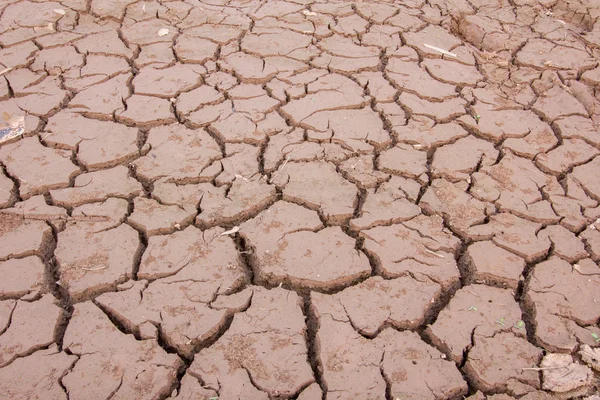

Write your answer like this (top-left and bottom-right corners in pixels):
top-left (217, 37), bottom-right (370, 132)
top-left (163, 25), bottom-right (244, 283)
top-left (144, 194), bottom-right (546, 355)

top-left (311, 292), bottom-right (385, 398)
top-left (361, 215), bottom-right (461, 289)
top-left (464, 332), bottom-right (542, 393)
top-left (426, 284), bottom-right (525, 363)
top-left (312, 47), bottom-right (380, 73)
top-left (277, 161), bottom-right (358, 224)
top-left (263, 129), bottom-right (336, 172)
top-left (477, 153), bottom-right (559, 224)
top-left (379, 143), bottom-right (428, 178)
top-left (554, 116), bottom-right (600, 148)
top-left (302, 108), bottom-right (391, 152)
top-left (538, 225), bottom-right (587, 263)
top-left (581, 225), bottom-right (600, 261)
top-left (121, 19), bottom-right (176, 45)
top-left (175, 85), bottom-right (224, 116)
top-left (338, 155), bottom-right (389, 189)
top-left (30, 45), bottom-right (83, 73)
top-left (219, 52), bottom-right (279, 83)
top-left (0, 1), bottom-right (65, 31)
top-left (466, 213), bottom-right (551, 262)
top-left (76, 123), bottom-right (140, 170)
top-left (432, 136), bottom-right (498, 182)
top-left (226, 84), bottom-right (280, 120)
top-left (133, 64), bottom-right (203, 98)
top-left (355, 71), bottom-right (396, 103)
top-left (208, 109), bottom-right (287, 145)
top-left (399, 92), bottom-right (466, 122)
top-left (174, 35), bottom-right (218, 64)
top-left (188, 287), bottom-right (314, 398)
top-left (571, 156), bottom-right (600, 201)
top-left (403, 25), bottom-right (463, 59)
top-left (136, 42), bottom-right (176, 68)
top-left (525, 257), bottom-right (600, 352)
top-left (0, 137), bottom-right (79, 199)
top-left (325, 275), bottom-right (441, 335)
top-left (185, 23), bottom-right (242, 43)
top-left (532, 85), bottom-right (588, 123)
top-left (460, 110), bottom-right (545, 144)
top-left (423, 58), bottom-right (483, 86)
top-left (386, 58), bottom-right (457, 100)
top-left (257, 225), bottom-right (370, 291)
top-left (239, 200), bottom-right (322, 246)
top-left (312, 292), bottom-right (467, 399)
top-left (44, 111), bottom-right (131, 151)
top-left (62, 302), bottom-right (183, 399)
top-left (280, 73), bottom-right (367, 123)
top-left (184, 98), bottom-right (232, 127)
top-left (536, 139), bottom-right (599, 176)
top-left (0, 345), bottom-right (76, 400)
top-left (128, 197), bottom-right (195, 236)
top-left (350, 177), bottom-right (421, 230)
top-left (74, 30), bottom-right (133, 58)
top-left (63, 54), bottom-right (130, 91)
top-left (243, 28), bottom-right (313, 60)
top-left (133, 124), bottom-right (222, 183)
top-left (8, 71), bottom-right (67, 116)
top-left (458, 14), bottom-right (526, 53)
top-left (0, 216), bottom-right (52, 260)
top-left (50, 166), bottom-right (142, 208)
top-left (395, 120), bottom-right (468, 148)
top-left (71, 197), bottom-right (129, 227)
top-left (68, 73), bottom-right (130, 117)
top-left (96, 281), bottom-right (251, 359)
top-left (462, 241), bottom-right (525, 288)
top-left (55, 222), bottom-right (140, 301)
top-left (90, 0), bottom-right (132, 19)
top-left (516, 39), bottom-right (596, 71)
top-left (0, 295), bottom-right (61, 366)
top-left (196, 178), bottom-right (276, 228)
top-left (0, 256), bottom-right (46, 299)
top-left (117, 95), bottom-right (176, 127)
top-left (420, 179), bottom-right (493, 235)
top-left (214, 143), bottom-right (262, 184)
top-left (379, 329), bottom-right (468, 399)
top-left (137, 226), bottom-right (247, 288)
top-left (502, 127), bottom-right (559, 159)
top-left (151, 181), bottom-right (211, 208)
top-left (541, 353), bottom-right (593, 396)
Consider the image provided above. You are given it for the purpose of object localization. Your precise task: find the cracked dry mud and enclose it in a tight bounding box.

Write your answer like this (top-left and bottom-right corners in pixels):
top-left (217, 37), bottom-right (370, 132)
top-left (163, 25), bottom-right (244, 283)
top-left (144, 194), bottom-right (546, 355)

top-left (1, 0), bottom-right (600, 399)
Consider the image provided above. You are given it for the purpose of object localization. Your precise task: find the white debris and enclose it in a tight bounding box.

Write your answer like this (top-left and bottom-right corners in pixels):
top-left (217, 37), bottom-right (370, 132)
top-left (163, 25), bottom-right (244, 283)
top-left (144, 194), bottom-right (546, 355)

top-left (423, 44), bottom-right (457, 58)
top-left (220, 226), bottom-right (240, 236)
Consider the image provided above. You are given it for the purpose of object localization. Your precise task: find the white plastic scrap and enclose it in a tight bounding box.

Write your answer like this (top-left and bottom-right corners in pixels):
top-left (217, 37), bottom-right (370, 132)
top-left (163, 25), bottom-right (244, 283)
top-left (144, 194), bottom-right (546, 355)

top-left (220, 226), bottom-right (240, 236)
top-left (423, 44), bottom-right (457, 58)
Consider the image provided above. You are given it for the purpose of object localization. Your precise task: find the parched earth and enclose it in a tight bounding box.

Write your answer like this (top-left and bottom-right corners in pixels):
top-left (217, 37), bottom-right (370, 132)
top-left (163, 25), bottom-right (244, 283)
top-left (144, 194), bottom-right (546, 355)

top-left (1, 0), bottom-right (600, 398)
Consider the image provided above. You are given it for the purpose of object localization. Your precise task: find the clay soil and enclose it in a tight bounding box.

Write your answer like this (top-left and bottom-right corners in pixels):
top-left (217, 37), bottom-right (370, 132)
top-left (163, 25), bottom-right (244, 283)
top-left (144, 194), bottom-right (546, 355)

top-left (1, 0), bottom-right (600, 398)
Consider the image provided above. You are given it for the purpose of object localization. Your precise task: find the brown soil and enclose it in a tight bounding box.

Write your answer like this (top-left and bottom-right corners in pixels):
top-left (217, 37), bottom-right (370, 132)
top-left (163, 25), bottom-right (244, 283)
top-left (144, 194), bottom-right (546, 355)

top-left (1, 0), bottom-right (600, 398)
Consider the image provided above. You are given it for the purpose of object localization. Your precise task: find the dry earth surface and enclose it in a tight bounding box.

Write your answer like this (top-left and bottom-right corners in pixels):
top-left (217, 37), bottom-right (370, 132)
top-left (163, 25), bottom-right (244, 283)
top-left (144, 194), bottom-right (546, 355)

top-left (1, 0), bottom-right (600, 398)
